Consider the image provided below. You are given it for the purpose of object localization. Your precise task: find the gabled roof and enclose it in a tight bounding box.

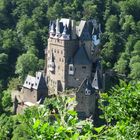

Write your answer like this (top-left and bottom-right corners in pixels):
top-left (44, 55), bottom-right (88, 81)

top-left (77, 20), bottom-right (86, 37)
top-left (23, 72), bottom-right (45, 90)
top-left (92, 69), bottom-right (102, 90)
top-left (74, 46), bottom-right (91, 65)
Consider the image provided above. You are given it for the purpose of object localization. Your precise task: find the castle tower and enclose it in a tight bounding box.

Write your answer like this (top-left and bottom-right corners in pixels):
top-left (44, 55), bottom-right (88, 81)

top-left (45, 18), bottom-right (102, 96)
top-left (46, 19), bottom-right (78, 94)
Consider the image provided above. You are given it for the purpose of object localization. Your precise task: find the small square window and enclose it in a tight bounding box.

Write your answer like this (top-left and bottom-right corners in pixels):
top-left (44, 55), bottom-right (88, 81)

top-left (82, 66), bottom-right (86, 69)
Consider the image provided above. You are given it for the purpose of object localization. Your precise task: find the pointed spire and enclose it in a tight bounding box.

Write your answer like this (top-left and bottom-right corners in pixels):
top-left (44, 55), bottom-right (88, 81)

top-left (92, 69), bottom-right (102, 90)
top-left (60, 24), bottom-right (70, 40)
top-left (56, 19), bottom-right (60, 34)
top-left (62, 24), bottom-right (67, 35)
top-left (50, 22), bottom-right (55, 33)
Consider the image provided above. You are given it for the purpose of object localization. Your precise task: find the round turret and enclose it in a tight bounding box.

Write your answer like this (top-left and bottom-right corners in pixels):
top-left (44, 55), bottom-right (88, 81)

top-left (50, 22), bottom-right (55, 38)
top-left (60, 25), bottom-right (70, 40)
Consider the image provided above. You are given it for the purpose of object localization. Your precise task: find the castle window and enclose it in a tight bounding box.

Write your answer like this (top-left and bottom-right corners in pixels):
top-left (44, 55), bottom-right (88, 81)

top-left (82, 66), bottom-right (86, 69)
top-left (85, 89), bottom-right (91, 96)
top-left (57, 50), bottom-right (59, 53)
top-left (61, 50), bottom-right (63, 54)
top-left (62, 59), bottom-right (63, 62)
top-left (69, 64), bottom-right (74, 75)
top-left (59, 58), bottom-right (61, 61)
top-left (54, 49), bottom-right (56, 53)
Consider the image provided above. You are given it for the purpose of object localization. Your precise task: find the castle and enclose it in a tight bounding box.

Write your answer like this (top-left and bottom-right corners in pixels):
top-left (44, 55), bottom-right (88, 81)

top-left (12, 18), bottom-right (103, 118)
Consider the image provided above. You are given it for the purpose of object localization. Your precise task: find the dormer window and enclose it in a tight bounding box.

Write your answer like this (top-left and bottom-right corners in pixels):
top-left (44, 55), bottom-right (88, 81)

top-left (69, 64), bottom-right (74, 75)
top-left (82, 66), bottom-right (86, 69)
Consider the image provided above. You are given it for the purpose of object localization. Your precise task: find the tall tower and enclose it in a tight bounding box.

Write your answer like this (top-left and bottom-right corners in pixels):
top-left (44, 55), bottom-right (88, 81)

top-left (45, 19), bottom-right (78, 94)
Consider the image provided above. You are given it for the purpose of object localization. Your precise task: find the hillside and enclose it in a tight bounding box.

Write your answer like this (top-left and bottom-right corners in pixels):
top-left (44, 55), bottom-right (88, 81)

top-left (0, 0), bottom-right (140, 139)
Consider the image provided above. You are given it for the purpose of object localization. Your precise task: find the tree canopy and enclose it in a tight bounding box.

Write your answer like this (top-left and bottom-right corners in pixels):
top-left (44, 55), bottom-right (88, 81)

top-left (0, 0), bottom-right (140, 139)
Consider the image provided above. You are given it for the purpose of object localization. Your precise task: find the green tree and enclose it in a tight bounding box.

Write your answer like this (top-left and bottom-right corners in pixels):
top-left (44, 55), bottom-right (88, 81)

top-left (99, 81), bottom-right (140, 139)
top-left (0, 114), bottom-right (15, 139)
top-left (1, 90), bottom-right (12, 110)
top-left (12, 96), bottom-right (94, 139)
top-left (0, 53), bottom-right (8, 64)
top-left (114, 53), bottom-right (129, 74)
top-left (105, 15), bottom-right (119, 33)
top-left (15, 52), bottom-right (39, 81)
top-left (47, 2), bottom-right (63, 20)
top-left (83, 0), bottom-right (97, 20)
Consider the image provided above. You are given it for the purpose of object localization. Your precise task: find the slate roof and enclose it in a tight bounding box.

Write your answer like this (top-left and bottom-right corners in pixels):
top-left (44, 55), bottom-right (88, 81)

top-left (92, 69), bottom-right (102, 90)
top-left (23, 72), bottom-right (45, 90)
top-left (73, 46), bottom-right (91, 65)
top-left (77, 20), bottom-right (86, 37)
top-left (59, 18), bottom-right (71, 35)
top-left (77, 78), bottom-right (94, 94)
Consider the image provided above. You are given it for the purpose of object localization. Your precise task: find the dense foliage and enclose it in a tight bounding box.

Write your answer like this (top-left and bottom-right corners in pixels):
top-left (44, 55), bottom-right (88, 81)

top-left (0, 82), bottom-right (140, 139)
top-left (99, 81), bottom-right (140, 140)
top-left (0, 0), bottom-right (140, 90)
top-left (0, 0), bottom-right (140, 139)
top-left (0, 96), bottom-right (95, 140)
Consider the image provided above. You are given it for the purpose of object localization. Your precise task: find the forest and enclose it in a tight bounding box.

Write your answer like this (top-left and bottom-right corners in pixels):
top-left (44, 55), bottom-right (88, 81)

top-left (0, 0), bottom-right (140, 139)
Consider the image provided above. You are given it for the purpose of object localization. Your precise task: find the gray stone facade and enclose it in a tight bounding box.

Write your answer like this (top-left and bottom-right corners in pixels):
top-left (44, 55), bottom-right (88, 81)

top-left (45, 18), bottom-right (102, 117)
top-left (12, 72), bottom-right (47, 114)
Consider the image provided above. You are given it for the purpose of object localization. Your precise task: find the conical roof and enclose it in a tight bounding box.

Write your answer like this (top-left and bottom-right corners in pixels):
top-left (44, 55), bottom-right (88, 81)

top-left (74, 46), bottom-right (91, 65)
top-left (92, 69), bottom-right (102, 90)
